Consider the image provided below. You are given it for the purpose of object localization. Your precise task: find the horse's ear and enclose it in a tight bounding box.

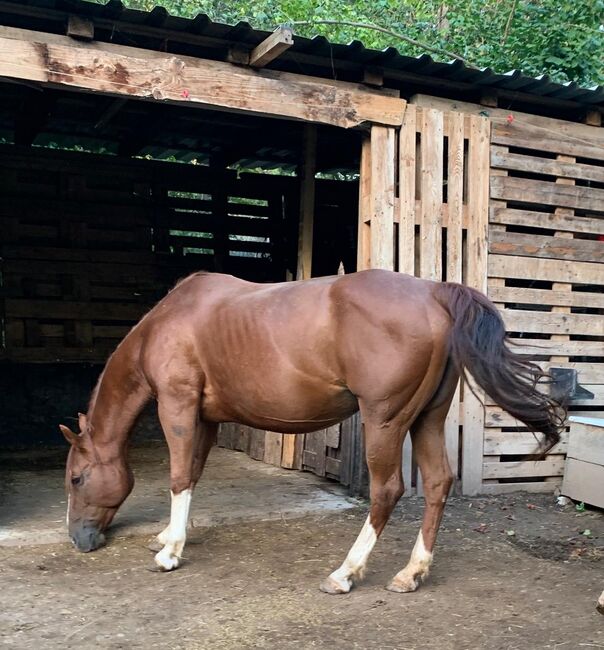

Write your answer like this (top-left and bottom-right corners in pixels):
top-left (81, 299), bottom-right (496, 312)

top-left (60, 424), bottom-right (79, 446)
top-left (78, 412), bottom-right (88, 432)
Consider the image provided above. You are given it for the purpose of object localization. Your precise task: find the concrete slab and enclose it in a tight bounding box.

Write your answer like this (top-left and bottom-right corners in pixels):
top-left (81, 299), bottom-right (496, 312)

top-left (0, 444), bottom-right (355, 547)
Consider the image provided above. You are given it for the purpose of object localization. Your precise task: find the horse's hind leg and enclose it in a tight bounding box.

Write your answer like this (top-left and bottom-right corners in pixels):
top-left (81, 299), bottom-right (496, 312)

top-left (154, 389), bottom-right (217, 571)
top-left (320, 414), bottom-right (409, 594)
top-left (386, 369), bottom-right (457, 593)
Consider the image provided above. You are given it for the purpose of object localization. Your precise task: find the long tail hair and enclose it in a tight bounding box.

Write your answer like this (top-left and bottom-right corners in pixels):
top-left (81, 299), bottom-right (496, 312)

top-left (436, 283), bottom-right (566, 451)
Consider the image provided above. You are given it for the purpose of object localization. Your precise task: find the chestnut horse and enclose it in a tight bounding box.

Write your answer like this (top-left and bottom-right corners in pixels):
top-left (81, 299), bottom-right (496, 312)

top-left (61, 270), bottom-right (564, 594)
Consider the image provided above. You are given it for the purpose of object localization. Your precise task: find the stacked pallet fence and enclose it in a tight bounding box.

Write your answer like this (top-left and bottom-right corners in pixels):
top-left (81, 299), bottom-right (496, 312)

top-left (0, 146), bottom-right (297, 363)
top-left (485, 110), bottom-right (604, 493)
top-left (357, 103), bottom-right (490, 495)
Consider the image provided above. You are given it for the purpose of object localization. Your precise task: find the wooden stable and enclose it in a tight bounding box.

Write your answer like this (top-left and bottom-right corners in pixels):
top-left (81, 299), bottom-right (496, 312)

top-left (0, 0), bottom-right (602, 496)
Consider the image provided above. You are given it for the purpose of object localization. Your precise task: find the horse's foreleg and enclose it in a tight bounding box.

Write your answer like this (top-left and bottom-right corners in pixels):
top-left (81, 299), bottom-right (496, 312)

top-left (155, 391), bottom-right (215, 571)
top-left (386, 406), bottom-right (453, 593)
top-left (320, 418), bottom-right (407, 595)
top-left (155, 421), bottom-right (216, 550)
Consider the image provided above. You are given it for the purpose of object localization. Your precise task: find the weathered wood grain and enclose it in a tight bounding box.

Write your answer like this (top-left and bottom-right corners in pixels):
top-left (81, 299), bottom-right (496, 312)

top-left (0, 28), bottom-right (406, 129)
top-left (489, 229), bottom-right (604, 263)
top-left (489, 255), bottom-right (602, 285)
top-left (369, 125), bottom-right (396, 270)
top-left (489, 207), bottom-right (604, 236)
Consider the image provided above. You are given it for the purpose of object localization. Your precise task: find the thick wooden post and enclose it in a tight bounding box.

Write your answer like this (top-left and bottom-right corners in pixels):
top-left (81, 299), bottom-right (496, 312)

top-left (295, 125), bottom-right (317, 281)
top-left (282, 125), bottom-right (318, 470)
top-left (461, 115), bottom-right (490, 495)
top-left (369, 125), bottom-right (396, 270)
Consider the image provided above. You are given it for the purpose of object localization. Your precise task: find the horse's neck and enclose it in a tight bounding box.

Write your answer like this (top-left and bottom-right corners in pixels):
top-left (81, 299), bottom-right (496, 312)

top-left (87, 341), bottom-right (150, 454)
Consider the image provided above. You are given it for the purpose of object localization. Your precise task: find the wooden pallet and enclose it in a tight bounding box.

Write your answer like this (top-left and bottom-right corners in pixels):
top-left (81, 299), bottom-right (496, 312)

top-left (485, 110), bottom-right (604, 493)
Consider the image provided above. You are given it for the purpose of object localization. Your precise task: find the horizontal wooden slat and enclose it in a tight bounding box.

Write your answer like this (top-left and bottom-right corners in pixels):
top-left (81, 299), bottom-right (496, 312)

top-left (483, 456), bottom-right (565, 479)
top-left (492, 120), bottom-right (604, 161)
top-left (491, 147), bottom-right (604, 183)
top-left (483, 429), bottom-right (568, 454)
top-left (5, 299), bottom-right (147, 321)
top-left (0, 346), bottom-right (115, 363)
top-left (485, 407), bottom-right (603, 429)
top-left (489, 230), bottom-right (604, 263)
top-left (484, 384), bottom-right (604, 407)
top-left (479, 480), bottom-right (561, 495)
top-left (489, 286), bottom-right (604, 310)
top-left (507, 338), bottom-right (604, 357)
top-left (1, 245), bottom-right (155, 265)
top-left (490, 207), bottom-right (604, 236)
top-left (501, 309), bottom-right (604, 337)
top-left (491, 176), bottom-right (604, 213)
top-left (489, 255), bottom-right (603, 285)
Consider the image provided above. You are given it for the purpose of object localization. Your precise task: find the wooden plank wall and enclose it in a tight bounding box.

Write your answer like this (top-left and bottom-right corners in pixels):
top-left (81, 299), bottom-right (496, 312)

top-left (0, 145), bottom-right (349, 363)
top-left (358, 106), bottom-right (491, 495)
top-left (484, 113), bottom-right (604, 494)
top-left (411, 94), bottom-right (604, 495)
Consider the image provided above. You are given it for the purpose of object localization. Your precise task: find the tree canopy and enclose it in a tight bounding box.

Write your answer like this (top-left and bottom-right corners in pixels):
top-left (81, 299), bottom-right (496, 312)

top-left (98, 1), bottom-right (603, 87)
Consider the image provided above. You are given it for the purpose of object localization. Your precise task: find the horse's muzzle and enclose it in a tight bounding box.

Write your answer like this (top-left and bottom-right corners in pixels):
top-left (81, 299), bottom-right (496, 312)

top-left (70, 525), bottom-right (106, 552)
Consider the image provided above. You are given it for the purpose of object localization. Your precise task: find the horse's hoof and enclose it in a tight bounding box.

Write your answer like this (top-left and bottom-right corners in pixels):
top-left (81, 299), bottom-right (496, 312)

top-left (154, 546), bottom-right (182, 571)
top-left (320, 575), bottom-right (352, 595)
top-left (385, 576), bottom-right (418, 593)
top-left (597, 602), bottom-right (604, 616)
top-left (147, 540), bottom-right (163, 553)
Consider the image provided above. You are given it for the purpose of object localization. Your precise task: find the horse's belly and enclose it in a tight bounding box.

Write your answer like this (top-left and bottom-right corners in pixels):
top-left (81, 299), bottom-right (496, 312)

top-left (201, 380), bottom-right (358, 433)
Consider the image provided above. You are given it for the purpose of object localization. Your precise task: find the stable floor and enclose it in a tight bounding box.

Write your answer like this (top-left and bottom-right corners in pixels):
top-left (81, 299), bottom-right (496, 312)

top-left (1, 445), bottom-right (603, 649)
top-left (0, 443), bottom-right (353, 547)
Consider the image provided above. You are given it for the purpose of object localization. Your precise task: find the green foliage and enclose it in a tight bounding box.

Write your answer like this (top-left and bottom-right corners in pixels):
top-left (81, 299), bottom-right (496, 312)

top-left (101, 0), bottom-right (603, 86)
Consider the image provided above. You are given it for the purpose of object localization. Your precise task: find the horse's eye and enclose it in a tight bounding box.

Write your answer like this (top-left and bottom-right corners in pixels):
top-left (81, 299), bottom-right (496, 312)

top-left (71, 476), bottom-right (82, 486)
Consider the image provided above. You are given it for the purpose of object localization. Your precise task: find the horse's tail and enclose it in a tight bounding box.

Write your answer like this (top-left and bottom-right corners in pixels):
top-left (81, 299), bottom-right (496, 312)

top-left (435, 283), bottom-right (566, 451)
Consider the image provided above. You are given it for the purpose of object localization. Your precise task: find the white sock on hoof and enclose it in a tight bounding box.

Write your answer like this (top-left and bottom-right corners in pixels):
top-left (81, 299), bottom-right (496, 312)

top-left (154, 489), bottom-right (192, 571)
top-left (389, 530), bottom-right (433, 591)
top-left (323, 516), bottom-right (377, 593)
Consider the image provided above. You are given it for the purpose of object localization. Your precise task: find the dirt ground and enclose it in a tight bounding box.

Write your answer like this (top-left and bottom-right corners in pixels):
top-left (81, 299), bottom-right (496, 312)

top-left (1, 448), bottom-right (603, 649)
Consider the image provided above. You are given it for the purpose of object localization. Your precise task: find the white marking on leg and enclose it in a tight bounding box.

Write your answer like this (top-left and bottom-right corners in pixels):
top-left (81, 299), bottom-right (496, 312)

top-left (597, 590), bottom-right (604, 614)
top-left (154, 489), bottom-right (192, 571)
top-left (321, 516), bottom-right (377, 594)
top-left (388, 530), bottom-right (433, 592)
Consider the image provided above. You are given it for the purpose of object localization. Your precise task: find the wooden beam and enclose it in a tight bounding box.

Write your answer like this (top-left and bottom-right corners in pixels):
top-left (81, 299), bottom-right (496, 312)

top-left (249, 26), bottom-right (293, 68)
top-left (0, 27), bottom-right (406, 129)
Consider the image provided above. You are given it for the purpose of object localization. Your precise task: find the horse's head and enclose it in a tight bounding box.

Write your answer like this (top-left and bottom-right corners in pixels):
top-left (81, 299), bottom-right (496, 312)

top-left (61, 413), bottom-right (134, 552)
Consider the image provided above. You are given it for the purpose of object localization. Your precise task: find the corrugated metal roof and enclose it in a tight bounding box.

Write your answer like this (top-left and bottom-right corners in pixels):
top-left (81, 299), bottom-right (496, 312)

top-left (2, 0), bottom-right (603, 107)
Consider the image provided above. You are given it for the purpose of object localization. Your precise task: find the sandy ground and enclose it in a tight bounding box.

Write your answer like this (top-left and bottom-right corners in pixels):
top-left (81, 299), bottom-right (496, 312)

top-left (1, 445), bottom-right (603, 649)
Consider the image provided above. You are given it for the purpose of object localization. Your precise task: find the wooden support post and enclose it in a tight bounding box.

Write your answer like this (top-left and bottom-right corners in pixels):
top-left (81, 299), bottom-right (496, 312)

top-left (210, 155), bottom-right (229, 274)
top-left (461, 115), bottom-right (490, 496)
top-left (398, 105), bottom-right (416, 276)
top-left (443, 111), bottom-right (465, 483)
top-left (357, 135), bottom-right (372, 271)
top-left (249, 26), bottom-right (293, 68)
top-left (369, 125), bottom-right (396, 270)
top-left (295, 125), bottom-right (317, 281)
top-left (419, 109), bottom-right (444, 280)
top-left (283, 125), bottom-right (317, 470)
